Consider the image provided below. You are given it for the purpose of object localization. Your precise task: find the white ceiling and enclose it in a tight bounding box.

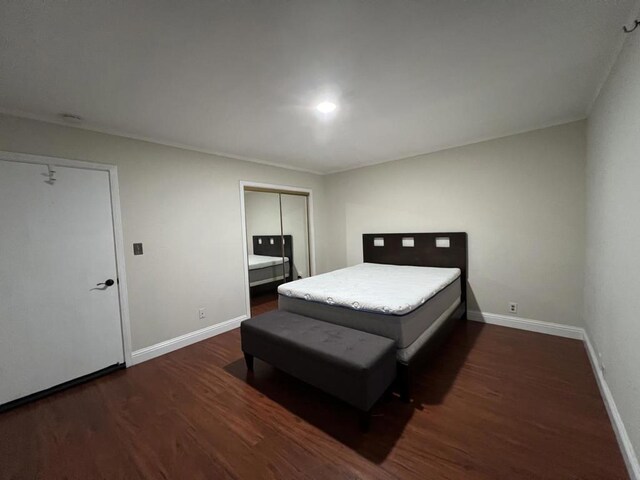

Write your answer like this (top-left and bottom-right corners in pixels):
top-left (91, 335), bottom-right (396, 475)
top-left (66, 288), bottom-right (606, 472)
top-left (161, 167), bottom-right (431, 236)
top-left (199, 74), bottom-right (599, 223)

top-left (0, 1), bottom-right (635, 174)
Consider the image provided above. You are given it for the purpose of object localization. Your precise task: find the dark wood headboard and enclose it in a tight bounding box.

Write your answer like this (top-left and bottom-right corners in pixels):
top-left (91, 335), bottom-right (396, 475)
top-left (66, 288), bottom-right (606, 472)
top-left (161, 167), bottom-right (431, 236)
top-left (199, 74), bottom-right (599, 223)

top-left (362, 232), bottom-right (468, 301)
top-left (253, 235), bottom-right (293, 265)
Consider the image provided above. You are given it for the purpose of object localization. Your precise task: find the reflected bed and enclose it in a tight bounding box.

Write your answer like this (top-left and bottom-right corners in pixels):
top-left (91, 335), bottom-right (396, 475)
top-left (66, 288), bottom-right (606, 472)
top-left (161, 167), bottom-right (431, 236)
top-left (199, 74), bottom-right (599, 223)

top-left (249, 254), bottom-right (290, 287)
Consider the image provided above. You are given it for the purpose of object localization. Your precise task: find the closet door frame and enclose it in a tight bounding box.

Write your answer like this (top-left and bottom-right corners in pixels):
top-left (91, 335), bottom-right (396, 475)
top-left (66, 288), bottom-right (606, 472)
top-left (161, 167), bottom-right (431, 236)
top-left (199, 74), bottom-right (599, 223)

top-left (0, 150), bottom-right (133, 366)
top-left (239, 181), bottom-right (316, 319)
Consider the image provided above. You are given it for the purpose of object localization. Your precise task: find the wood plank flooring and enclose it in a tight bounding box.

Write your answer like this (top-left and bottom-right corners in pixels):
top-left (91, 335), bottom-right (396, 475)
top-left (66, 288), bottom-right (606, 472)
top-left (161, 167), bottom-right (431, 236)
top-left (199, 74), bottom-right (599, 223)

top-left (0, 320), bottom-right (628, 479)
top-left (250, 292), bottom-right (278, 316)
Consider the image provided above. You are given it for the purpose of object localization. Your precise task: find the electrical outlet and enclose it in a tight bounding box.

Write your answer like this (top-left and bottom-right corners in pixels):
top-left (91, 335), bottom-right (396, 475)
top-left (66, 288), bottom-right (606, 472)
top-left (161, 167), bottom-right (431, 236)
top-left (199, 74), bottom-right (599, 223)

top-left (198, 308), bottom-right (206, 320)
top-left (508, 302), bottom-right (518, 314)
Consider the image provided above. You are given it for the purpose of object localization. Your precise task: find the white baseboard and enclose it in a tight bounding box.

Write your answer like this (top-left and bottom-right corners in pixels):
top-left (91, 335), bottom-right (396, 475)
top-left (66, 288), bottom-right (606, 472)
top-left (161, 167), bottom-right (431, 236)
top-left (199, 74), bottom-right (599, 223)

top-left (467, 310), bottom-right (584, 340)
top-left (129, 314), bottom-right (247, 366)
top-left (583, 333), bottom-right (640, 480)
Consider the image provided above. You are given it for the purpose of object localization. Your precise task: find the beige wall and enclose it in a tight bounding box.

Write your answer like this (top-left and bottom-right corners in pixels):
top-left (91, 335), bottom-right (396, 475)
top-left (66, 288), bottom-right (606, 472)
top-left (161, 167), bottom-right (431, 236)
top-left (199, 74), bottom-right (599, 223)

top-left (0, 113), bottom-right (589, 343)
top-left (586, 22), bottom-right (640, 471)
top-left (324, 121), bottom-right (587, 326)
top-left (0, 113), bottom-right (327, 351)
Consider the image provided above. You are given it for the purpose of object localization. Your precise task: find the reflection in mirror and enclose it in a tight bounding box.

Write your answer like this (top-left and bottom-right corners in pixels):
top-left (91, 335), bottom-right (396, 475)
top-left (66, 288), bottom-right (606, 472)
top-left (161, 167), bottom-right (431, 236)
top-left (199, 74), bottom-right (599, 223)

top-left (243, 188), bottom-right (312, 317)
top-left (244, 191), bottom-right (287, 305)
top-left (280, 193), bottom-right (310, 280)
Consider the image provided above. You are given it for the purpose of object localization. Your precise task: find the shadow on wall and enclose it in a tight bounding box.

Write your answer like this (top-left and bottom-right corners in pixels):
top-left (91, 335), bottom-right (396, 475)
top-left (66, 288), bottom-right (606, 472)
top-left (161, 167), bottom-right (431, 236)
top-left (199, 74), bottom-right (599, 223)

top-left (224, 318), bottom-right (481, 463)
top-left (466, 283), bottom-right (480, 313)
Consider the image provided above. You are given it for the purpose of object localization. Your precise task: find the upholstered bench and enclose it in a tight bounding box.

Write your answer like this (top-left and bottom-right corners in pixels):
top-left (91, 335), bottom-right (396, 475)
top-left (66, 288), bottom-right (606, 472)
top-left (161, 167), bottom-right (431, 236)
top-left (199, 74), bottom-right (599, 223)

top-left (241, 309), bottom-right (396, 430)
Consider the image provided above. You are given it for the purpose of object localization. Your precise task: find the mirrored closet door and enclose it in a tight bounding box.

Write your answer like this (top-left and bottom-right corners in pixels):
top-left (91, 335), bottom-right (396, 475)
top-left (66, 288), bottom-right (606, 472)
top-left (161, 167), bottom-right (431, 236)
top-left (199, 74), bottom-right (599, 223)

top-left (280, 193), bottom-right (310, 281)
top-left (243, 187), bottom-right (311, 315)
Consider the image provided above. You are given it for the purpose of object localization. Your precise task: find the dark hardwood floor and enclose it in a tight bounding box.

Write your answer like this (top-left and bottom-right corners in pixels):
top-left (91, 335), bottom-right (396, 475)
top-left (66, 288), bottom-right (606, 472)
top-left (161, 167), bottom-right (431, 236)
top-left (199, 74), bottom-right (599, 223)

top-left (0, 321), bottom-right (628, 479)
top-left (250, 292), bottom-right (278, 316)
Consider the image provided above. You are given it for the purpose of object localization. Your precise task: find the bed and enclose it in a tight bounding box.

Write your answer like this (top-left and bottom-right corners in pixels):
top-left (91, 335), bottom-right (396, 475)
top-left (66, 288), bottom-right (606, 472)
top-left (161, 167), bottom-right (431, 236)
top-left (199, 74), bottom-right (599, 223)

top-left (248, 254), bottom-right (290, 287)
top-left (278, 232), bottom-right (468, 399)
top-left (249, 235), bottom-right (294, 295)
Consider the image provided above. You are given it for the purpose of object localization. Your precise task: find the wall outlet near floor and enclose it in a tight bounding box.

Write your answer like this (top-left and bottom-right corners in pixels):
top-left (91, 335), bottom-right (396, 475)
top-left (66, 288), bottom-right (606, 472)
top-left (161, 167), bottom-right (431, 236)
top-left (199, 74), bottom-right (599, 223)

top-left (198, 308), bottom-right (206, 320)
top-left (508, 302), bottom-right (518, 314)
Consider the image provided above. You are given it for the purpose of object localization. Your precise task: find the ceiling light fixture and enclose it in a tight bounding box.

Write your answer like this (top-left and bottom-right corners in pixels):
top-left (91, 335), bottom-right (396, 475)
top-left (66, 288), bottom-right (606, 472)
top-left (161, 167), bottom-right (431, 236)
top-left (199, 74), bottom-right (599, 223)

top-left (315, 101), bottom-right (337, 114)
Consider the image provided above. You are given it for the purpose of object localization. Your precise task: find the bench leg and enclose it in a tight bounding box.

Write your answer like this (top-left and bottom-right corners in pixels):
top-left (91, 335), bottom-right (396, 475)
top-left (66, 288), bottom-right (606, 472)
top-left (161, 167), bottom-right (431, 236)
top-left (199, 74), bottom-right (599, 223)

top-left (359, 409), bottom-right (372, 432)
top-left (244, 353), bottom-right (254, 372)
top-left (397, 363), bottom-right (411, 403)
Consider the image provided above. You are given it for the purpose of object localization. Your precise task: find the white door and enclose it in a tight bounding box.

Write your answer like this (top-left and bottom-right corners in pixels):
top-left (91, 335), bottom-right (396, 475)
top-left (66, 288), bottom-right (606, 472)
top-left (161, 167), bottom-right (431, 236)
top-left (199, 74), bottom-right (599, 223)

top-left (0, 159), bottom-right (125, 405)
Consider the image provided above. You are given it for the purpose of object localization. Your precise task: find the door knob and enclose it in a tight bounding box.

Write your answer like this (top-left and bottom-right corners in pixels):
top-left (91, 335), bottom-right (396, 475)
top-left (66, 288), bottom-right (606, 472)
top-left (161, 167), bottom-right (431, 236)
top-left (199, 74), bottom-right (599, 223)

top-left (97, 279), bottom-right (115, 287)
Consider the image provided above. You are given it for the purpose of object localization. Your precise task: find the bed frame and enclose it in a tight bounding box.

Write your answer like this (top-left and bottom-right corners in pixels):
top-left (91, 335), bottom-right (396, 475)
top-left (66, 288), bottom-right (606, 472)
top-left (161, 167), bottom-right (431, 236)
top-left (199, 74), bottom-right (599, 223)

top-left (250, 235), bottom-right (294, 296)
top-left (362, 232), bottom-right (468, 401)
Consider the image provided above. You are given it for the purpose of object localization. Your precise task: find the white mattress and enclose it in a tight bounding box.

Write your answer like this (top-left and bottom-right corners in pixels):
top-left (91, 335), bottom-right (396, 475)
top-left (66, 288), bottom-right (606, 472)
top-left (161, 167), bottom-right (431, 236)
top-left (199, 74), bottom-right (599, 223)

top-left (278, 263), bottom-right (461, 315)
top-left (248, 254), bottom-right (289, 270)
